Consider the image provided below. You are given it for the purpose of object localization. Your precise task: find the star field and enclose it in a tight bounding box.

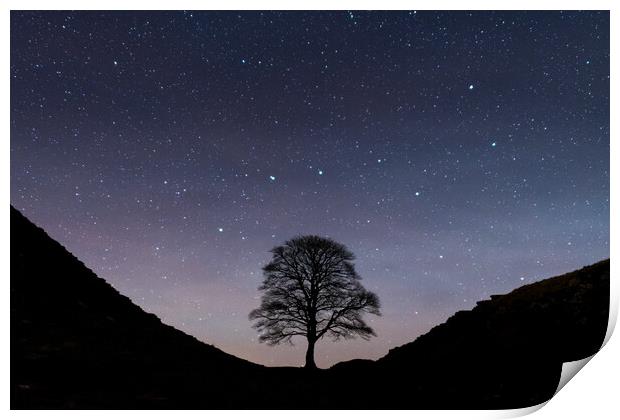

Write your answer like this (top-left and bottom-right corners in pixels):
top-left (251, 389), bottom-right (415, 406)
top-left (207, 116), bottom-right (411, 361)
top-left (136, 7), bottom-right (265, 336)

top-left (11, 11), bottom-right (609, 368)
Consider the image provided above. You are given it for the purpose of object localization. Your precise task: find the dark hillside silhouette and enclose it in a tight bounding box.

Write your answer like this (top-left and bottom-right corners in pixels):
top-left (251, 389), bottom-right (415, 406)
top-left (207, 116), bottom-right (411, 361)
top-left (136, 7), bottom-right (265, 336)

top-left (371, 258), bottom-right (610, 408)
top-left (10, 206), bottom-right (262, 408)
top-left (10, 205), bottom-right (609, 409)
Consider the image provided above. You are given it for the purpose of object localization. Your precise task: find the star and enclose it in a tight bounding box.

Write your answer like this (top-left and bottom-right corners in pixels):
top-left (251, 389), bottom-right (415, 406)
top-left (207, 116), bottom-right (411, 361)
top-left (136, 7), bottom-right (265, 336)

top-left (468, 84), bottom-right (474, 90)
top-left (269, 175), bottom-right (276, 181)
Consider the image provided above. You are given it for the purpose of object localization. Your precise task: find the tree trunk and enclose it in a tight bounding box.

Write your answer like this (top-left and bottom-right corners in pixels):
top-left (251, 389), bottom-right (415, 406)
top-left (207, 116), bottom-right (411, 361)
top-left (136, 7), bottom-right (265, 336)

top-left (304, 338), bottom-right (317, 369)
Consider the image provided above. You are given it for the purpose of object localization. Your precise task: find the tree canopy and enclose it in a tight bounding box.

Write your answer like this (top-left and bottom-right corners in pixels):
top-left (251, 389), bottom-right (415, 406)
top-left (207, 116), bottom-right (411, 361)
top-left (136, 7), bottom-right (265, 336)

top-left (249, 235), bottom-right (381, 368)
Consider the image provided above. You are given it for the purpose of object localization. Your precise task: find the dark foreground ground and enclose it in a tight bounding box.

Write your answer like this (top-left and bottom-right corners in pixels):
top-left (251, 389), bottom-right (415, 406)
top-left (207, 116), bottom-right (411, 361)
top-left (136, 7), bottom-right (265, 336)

top-left (11, 205), bottom-right (609, 409)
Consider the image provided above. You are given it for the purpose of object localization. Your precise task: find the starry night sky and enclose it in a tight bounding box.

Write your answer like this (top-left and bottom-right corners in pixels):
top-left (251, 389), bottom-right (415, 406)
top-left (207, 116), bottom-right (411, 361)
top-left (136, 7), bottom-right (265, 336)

top-left (11, 11), bottom-right (609, 368)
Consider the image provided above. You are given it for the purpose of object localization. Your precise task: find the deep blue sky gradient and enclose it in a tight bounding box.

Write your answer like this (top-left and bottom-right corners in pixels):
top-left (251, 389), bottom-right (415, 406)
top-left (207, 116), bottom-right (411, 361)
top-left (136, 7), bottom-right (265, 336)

top-left (11, 11), bottom-right (609, 367)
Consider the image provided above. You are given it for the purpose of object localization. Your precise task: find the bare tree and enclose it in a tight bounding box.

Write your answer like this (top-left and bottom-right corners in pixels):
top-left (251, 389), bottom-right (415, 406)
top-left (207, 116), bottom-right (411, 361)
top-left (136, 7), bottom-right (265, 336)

top-left (249, 235), bottom-right (381, 369)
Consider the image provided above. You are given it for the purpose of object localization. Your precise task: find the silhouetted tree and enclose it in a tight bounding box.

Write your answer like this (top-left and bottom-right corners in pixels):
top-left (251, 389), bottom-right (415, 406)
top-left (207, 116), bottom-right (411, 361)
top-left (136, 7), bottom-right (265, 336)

top-left (249, 235), bottom-right (381, 369)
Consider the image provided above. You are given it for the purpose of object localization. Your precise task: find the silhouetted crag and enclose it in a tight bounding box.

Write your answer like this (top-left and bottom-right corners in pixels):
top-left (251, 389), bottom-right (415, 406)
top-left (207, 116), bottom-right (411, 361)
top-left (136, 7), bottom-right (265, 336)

top-left (11, 205), bottom-right (609, 409)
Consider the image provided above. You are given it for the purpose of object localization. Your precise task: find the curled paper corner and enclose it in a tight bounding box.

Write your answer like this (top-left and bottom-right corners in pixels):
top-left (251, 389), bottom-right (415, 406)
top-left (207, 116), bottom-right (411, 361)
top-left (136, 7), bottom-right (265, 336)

top-left (552, 305), bottom-right (617, 396)
top-left (497, 341), bottom-right (613, 418)
top-left (497, 355), bottom-right (598, 419)
top-left (552, 306), bottom-right (616, 399)
top-left (554, 355), bottom-right (595, 396)
top-left (500, 356), bottom-right (599, 420)
top-left (495, 401), bottom-right (548, 419)
top-left (550, 278), bottom-right (620, 394)
top-left (602, 295), bottom-right (618, 348)
top-left (546, 265), bottom-right (619, 404)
